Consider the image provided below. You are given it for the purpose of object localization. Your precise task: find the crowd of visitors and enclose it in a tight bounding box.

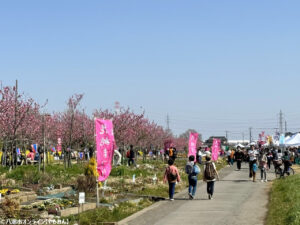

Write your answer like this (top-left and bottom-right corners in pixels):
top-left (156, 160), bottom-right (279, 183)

top-left (161, 144), bottom-right (298, 201)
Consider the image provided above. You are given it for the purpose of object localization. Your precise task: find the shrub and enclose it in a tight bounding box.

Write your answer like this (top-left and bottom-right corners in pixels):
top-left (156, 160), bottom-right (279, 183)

top-left (84, 157), bottom-right (98, 177)
top-left (0, 197), bottom-right (20, 218)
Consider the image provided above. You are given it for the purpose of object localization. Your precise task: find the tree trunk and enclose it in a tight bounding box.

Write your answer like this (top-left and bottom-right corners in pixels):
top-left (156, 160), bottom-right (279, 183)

top-left (64, 149), bottom-right (67, 169)
top-left (68, 149), bottom-right (71, 168)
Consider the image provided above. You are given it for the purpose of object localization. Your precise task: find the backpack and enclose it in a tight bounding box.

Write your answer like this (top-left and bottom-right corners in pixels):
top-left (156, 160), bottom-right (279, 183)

top-left (126, 150), bottom-right (130, 158)
top-left (253, 163), bottom-right (258, 172)
top-left (204, 162), bottom-right (216, 180)
top-left (193, 164), bottom-right (201, 175)
top-left (167, 167), bottom-right (177, 181)
top-left (185, 162), bottom-right (193, 175)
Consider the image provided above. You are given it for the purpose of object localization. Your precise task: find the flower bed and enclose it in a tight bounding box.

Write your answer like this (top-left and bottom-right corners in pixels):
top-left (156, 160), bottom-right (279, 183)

top-left (0, 188), bottom-right (20, 196)
top-left (21, 198), bottom-right (76, 215)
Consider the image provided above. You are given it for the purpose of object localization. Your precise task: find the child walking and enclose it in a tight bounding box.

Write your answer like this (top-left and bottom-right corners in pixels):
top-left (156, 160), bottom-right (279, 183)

top-left (252, 159), bottom-right (258, 182)
top-left (185, 155), bottom-right (201, 199)
top-left (259, 152), bottom-right (268, 182)
top-left (164, 159), bottom-right (181, 201)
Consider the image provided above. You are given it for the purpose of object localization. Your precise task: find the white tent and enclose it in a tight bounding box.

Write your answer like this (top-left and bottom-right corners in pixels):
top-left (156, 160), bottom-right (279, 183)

top-left (235, 143), bottom-right (245, 148)
top-left (273, 136), bottom-right (291, 146)
top-left (285, 133), bottom-right (300, 146)
top-left (246, 142), bottom-right (257, 147)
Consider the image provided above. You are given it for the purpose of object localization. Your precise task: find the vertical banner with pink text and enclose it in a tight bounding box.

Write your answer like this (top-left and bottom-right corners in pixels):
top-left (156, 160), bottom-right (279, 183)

top-left (212, 138), bottom-right (221, 161)
top-left (188, 133), bottom-right (198, 160)
top-left (95, 119), bottom-right (116, 182)
top-left (57, 138), bottom-right (62, 156)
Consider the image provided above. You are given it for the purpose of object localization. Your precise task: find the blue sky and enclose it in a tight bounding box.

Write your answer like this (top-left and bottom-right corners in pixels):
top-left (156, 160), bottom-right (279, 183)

top-left (1, 1), bottom-right (300, 139)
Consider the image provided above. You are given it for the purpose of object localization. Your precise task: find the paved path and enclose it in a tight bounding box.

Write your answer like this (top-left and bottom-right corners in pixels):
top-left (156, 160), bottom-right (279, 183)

top-left (119, 163), bottom-right (275, 225)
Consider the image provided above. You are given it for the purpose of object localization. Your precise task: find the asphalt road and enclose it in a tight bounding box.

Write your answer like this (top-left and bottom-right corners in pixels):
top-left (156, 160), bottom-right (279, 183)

top-left (119, 163), bottom-right (275, 225)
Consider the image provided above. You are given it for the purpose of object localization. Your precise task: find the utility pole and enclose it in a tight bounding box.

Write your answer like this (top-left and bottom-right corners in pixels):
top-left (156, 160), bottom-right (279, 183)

top-left (242, 132), bottom-right (245, 144)
top-left (166, 114), bottom-right (170, 131)
top-left (279, 110), bottom-right (283, 135)
top-left (225, 131), bottom-right (229, 140)
top-left (114, 101), bottom-right (120, 115)
top-left (249, 127), bottom-right (252, 143)
top-left (279, 110), bottom-right (285, 151)
top-left (285, 120), bottom-right (287, 133)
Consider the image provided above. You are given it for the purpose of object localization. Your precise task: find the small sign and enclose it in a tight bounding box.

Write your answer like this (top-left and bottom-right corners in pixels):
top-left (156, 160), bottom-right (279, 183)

top-left (79, 192), bottom-right (85, 204)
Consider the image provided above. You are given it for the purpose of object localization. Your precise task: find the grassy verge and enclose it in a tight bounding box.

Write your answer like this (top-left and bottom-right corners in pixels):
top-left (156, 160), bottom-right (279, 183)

top-left (64, 199), bottom-right (152, 225)
top-left (266, 173), bottom-right (300, 225)
top-left (4, 163), bottom-right (85, 187)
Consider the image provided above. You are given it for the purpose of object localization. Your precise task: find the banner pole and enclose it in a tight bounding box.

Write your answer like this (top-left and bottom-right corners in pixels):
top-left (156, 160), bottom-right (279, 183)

top-left (94, 118), bottom-right (99, 208)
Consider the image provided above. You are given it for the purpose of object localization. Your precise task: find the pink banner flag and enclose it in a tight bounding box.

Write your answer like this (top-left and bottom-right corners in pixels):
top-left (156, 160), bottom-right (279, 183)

top-left (95, 119), bottom-right (116, 182)
top-left (212, 138), bottom-right (221, 161)
top-left (57, 138), bottom-right (62, 153)
top-left (188, 133), bottom-right (198, 160)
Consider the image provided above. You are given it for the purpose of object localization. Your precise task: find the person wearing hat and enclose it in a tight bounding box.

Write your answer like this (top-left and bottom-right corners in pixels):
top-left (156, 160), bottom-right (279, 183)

top-left (235, 147), bottom-right (244, 170)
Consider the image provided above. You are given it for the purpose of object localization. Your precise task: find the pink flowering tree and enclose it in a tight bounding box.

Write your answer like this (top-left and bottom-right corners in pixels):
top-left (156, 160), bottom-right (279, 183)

top-left (94, 107), bottom-right (170, 162)
top-left (0, 84), bottom-right (42, 168)
top-left (61, 94), bottom-right (84, 168)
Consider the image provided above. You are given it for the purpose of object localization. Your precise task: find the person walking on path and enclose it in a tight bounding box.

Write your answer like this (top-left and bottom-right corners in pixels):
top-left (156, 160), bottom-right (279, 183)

top-left (170, 147), bottom-right (177, 161)
top-left (128, 145), bottom-right (136, 166)
top-left (203, 155), bottom-right (219, 200)
top-left (248, 145), bottom-right (258, 178)
top-left (252, 159), bottom-right (258, 182)
top-left (282, 151), bottom-right (292, 175)
top-left (259, 151), bottom-right (268, 182)
top-left (234, 147), bottom-right (244, 170)
top-left (230, 149), bottom-right (235, 166)
top-left (267, 150), bottom-right (273, 169)
top-left (226, 149), bottom-right (232, 165)
top-left (164, 159), bottom-right (181, 201)
top-left (196, 147), bottom-right (203, 164)
top-left (185, 155), bottom-right (201, 199)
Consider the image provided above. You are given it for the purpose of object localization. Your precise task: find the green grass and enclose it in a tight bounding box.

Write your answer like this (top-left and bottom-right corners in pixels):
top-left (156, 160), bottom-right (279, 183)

top-left (6, 165), bottom-right (41, 184)
top-left (266, 174), bottom-right (300, 225)
top-left (64, 199), bottom-right (152, 225)
top-left (137, 184), bottom-right (169, 197)
top-left (0, 166), bottom-right (9, 175)
top-left (45, 163), bottom-right (85, 183)
top-left (110, 165), bottom-right (151, 178)
top-left (5, 163), bottom-right (85, 186)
